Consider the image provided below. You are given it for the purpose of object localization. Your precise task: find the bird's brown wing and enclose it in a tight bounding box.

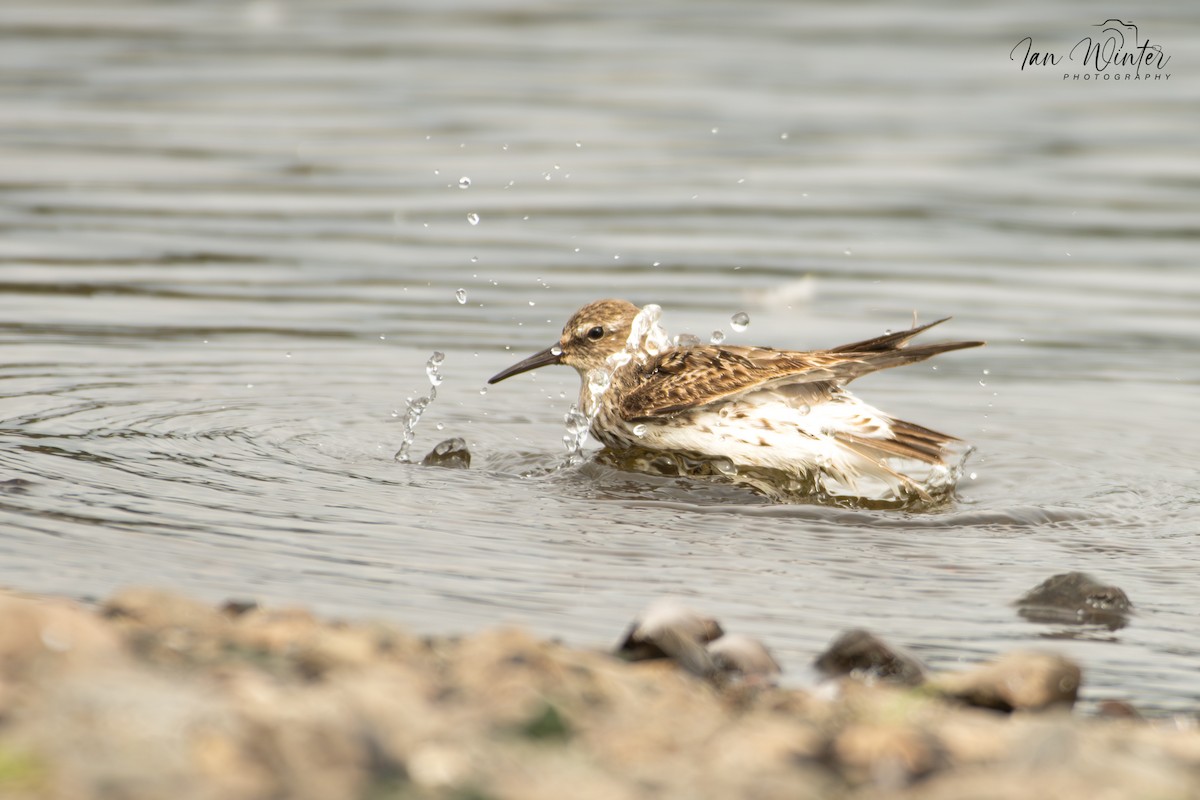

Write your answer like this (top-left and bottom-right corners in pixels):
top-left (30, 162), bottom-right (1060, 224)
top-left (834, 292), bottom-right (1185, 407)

top-left (619, 347), bottom-right (845, 419)
top-left (619, 334), bottom-right (984, 421)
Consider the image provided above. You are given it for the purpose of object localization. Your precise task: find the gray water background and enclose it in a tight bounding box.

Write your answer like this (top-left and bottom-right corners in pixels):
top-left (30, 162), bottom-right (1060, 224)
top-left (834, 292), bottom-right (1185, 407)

top-left (0, 1), bottom-right (1197, 713)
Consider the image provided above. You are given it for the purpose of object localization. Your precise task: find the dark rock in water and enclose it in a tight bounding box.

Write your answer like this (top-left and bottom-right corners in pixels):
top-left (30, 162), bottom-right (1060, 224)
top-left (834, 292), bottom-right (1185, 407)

top-left (421, 437), bottom-right (471, 469)
top-left (930, 650), bottom-right (1081, 712)
top-left (615, 599), bottom-right (723, 679)
top-left (1016, 572), bottom-right (1132, 629)
top-left (706, 634), bottom-right (782, 684)
top-left (814, 629), bottom-right (926, 686)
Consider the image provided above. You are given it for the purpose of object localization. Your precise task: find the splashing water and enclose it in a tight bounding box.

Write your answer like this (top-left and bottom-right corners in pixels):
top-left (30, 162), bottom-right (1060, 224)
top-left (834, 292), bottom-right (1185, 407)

top-left (394, 351), bottom-right (445, 463)
top-left (426, 351), bottom-right (445, 386)
top-left (625, 303), bottom-right (669, 360)
top-left (561, 405), bottom-right (591, 464)
top-left (562, 368), bottom-right (612, 465)
top-left (561, 303), bottom-right (670, 465)
top-left (587, 368), bottom-right (612, 394)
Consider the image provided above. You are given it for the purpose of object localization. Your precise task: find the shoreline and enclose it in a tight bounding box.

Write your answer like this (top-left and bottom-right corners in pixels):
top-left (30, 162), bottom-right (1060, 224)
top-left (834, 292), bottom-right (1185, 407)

top-left (0, 587), bottom-right (1196, 799)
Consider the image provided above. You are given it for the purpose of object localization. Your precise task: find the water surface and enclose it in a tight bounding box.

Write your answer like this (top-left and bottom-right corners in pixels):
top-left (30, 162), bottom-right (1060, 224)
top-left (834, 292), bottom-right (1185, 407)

top-left (1, 0), bottom-right (1198, 714)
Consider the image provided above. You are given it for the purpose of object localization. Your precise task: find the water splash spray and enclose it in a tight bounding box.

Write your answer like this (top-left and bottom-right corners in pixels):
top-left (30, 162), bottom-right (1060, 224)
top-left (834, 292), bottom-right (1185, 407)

top-left (561, 303), bottom-right (668, 465)
top-left (394, 351), bottom-right (444, 462)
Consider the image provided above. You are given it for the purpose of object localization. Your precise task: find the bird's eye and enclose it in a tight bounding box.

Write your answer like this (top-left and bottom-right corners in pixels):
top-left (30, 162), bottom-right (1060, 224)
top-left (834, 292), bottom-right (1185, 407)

top-left (586, 326), bottom-right (604, 341)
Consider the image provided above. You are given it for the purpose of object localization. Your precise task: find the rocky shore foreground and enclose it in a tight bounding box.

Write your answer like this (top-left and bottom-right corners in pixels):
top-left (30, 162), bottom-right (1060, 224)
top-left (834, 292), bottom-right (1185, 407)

top-left (0, 587), bottom-right (1197, 800)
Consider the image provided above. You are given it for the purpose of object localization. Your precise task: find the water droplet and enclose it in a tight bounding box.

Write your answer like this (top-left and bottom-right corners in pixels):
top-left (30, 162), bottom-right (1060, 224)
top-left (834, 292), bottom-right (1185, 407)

top-left (587, 369), bottom-right (611, 394)
top-left (711, 127), bottom-right (719, 134)
top-left (455, 288), bottom-right (467, 304)
top-left (435, 422), bottom-right (444, 431)
top-left (564, 406), bottom-right (589, 432)
top-left (479, 386), bottom-right (487, 396)
top-left (969, 472), bottom-right (978, 480)
top-left (550, 345), bottom-right (563, 356)
top-left (467, 212), bottom-right (480, 225)
top-left (843, 249), bottom-right (852, 256)
top-left (632, 423), bottom-right (647, 437)
top-left (713, 459), bottom-right (737, 476)
top-left (710, 330), bottom-right (726, 344)
top-left (528, 300), bottom-right (536, 307)
top-left (458, 176), bottom-right (471, 189)
top-left (426, 352), bottom-right (445, 387)
top-left (982, 369), bottom-right (990, 375)
top-left (284, 352), bottom-right (292, 358)
top-left (797, 404), bottom-right (811, 415)
top-left (470, 256), bottom-right (478, 263)
top-left (608, 351), bottom-right (632, 369)
top-left (652, 261), bottom-right (661, 267)
top-left (575, 141), bottom-right (582, 147)
top-left (979, 380), bottom-right (987, 387)
top-left (780, 132), bottom-right (789, 140)
top-left (673, 333), bottom-right (702, 348)
top-left (730, 312), bottom-right (750, 332)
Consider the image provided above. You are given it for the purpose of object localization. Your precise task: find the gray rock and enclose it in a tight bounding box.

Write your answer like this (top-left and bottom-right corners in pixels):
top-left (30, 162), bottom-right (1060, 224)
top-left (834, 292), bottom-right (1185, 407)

top-left (1016, 572), bottom-right (1131, 629)
top-left (615, 599), bottom-right (723, 678)
top-left (706, 633), bottom-right (782, 683)
top-left (931, 650), bottom-right (1081, 712)
top-left (814, 629), bottom-right (926, 686)
top-left (421, 437), bottom-right (471, 469)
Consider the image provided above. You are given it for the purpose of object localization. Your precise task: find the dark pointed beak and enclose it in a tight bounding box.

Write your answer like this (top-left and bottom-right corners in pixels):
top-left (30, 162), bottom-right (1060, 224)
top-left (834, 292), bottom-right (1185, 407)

top-left (487, 346), bottom-right (562, 384)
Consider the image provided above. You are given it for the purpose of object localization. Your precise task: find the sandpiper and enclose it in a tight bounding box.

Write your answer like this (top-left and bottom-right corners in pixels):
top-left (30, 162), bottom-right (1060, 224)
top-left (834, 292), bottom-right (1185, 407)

top-left (488, 299), bottom-right (983, 504)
